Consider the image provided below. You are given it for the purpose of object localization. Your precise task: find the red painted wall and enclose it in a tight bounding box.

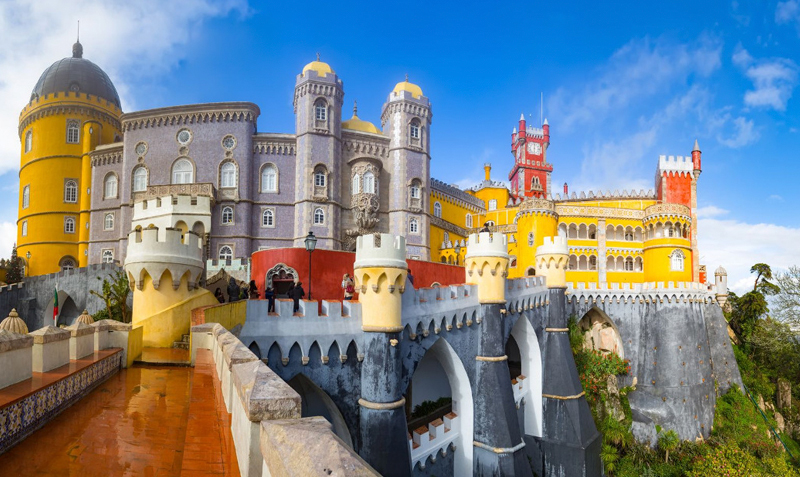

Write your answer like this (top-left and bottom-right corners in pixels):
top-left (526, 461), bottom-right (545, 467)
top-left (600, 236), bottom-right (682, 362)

top-left (659, 172), bottom-right (692, 208)
top-left (250, 248), bottom-right (467, 302)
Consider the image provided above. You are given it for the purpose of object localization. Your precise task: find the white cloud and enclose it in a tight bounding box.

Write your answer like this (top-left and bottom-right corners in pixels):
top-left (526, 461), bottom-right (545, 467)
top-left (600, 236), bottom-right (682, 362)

top-left (769, 194), bottom-right (785, 201)
top-left (717, 116), bottom-right (759, 147)
top-left (696, 205), bottom-right (729, 219)
top-left (776, 1), bottom-right (800, 32)
top-left (0, 222), bottom-right (17, 260)
top-left (0, 0), bottom-right (249, 177)
top-left (732, 46), bottom-right (798, 111)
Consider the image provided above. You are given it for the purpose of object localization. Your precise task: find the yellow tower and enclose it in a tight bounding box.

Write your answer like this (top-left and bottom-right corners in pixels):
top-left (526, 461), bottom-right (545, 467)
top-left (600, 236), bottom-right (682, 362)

top-left (353, 233), bottom-right (408, 332)
top-left (464, 232), bottom-right (510, 304)
top-left (642, 204), bottom-right (693, 283)
top-left (535, 236), bottom-right (569, 289)
top-left (513, 197), bottom-right (558, 278)
top-left (18, 40), bottom-right (122, 275)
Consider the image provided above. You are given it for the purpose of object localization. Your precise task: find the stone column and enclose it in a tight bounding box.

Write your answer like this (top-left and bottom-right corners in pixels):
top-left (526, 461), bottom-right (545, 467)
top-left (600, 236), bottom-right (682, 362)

top-left (536, 237), bottom-right (602, 476)
top-left (465, 232), bottom-right (532, 476)
top-left (353, 234), bottom-right (411, 477)
top-left (597, 218), bottom-right (607, 284)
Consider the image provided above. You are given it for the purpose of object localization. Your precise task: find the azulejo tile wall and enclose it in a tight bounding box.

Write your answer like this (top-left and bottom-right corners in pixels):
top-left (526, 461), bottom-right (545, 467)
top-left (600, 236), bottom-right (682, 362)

top-left (0, 350), bottom-right (123, 454)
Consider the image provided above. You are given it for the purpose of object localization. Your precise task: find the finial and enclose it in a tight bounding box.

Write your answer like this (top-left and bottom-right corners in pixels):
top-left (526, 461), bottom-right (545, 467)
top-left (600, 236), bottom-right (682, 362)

top-left (77, 21), bottom-right (80, 42)
top-left (520, 113), bottom-right (525, 121)
top-left (693, 139), bottom-right (700, 151)
top-left (316, 52), bottom-right (320, 61)
top-left (353, 100), bottom-right (358, 117)
top-left (405, 73), bottom-right (409, 82)
top-left (72, 21), bottom-right (83, 58)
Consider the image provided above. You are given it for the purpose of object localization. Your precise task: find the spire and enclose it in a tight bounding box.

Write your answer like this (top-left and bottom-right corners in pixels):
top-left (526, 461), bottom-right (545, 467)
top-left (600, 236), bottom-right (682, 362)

top-left (520, 113), bottom-right (525, 121)
top-left (405, 73), bottom-right (409, 82)
top-left (316, 52), bottom-right (320, 61)
top-left (352, 100), bottom-right (358, 117)
top-left (693, 139), bottom-right (700, 151)
top-left (72, 21), bottom-right (83, 58)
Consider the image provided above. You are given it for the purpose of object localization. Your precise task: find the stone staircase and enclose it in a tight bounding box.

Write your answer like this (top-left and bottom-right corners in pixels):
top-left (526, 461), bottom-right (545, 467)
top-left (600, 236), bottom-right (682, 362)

top-left (173, 333), bottom-right (190, 350)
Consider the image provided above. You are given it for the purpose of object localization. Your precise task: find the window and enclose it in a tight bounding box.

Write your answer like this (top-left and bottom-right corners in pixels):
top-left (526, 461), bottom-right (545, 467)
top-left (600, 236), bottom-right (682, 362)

top-left (315, 101), bottom-right (327, 121)
top-left (24, 131), bottom-right (32, 153)
top-left (219, 246), bottom-right (233, 261)
top-left (66, 120), bottom-right (80, 144)
top-left (314, 170), bottom-right (326, 187)
top-left (313, 208), bottom-right (325, 225)
top-left (485, 220), bottom-right (495, 227)
top-left (262, 209), bottom-right (274, 227)
top-left (60, 257), bottom-right (75, 272)
top-left (261, 164), bottom-right (277, 192)
top-left (433, 201), bottom-right (442, 218)
top-left (352, 174), bottom-right (361, 194)
top-left (22, 185), bottom-right (29, 209)
top-left (625, 256), bottom-right (634, 271)
top-left (363, 171), bottom-right (375, 194)
top-left (465, 214), bottom-right (473, 228)
top-left (528, 232), bottom-right (534, 246)
top-left (222, 206), bottom-right (234, 225)
top-left (220, 162), bottom-right (236, 188)
top-left (64, 217), bottom-right (75, 234)
top-left (21, 221), bottom-right (27, 237)
top-left (670, 250), bottom-right (685, 271)
top-left (64, 180), bottom-right (78, 203)
top-left (104, 174), bottom-right (118, 199)
top-left (172, 158), bottom-right (193, 184)
top-left (410, 183), bottom-right (420, 199)
top-left (133, 167), bottom-right (148, 192)
top-left (443, 232), bottom-right (450, 243)
top-left (589, 255), bottom-right (597, 270)
top-left (102, 250), bottom-right (114, 263)
top-left (410, 218), bottom-right (419, 234)
top-left (488, 199), bottom-right (497, 211)
top-left (104, 213), bottom-right (114, 230)
top-left (410, 119), bottom-right (420, 140)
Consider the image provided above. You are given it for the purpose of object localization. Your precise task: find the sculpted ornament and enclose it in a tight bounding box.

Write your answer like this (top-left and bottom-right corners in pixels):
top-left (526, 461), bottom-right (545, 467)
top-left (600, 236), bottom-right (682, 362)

top-left (344, 193), bottom-right (380, 249)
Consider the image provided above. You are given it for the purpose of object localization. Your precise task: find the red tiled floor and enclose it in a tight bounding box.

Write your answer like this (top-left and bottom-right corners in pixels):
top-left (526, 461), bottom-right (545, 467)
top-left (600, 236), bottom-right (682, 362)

top-left (138, 347), bottom-right (191, 365)
top-left (0, 349), bottom-right (239, 476)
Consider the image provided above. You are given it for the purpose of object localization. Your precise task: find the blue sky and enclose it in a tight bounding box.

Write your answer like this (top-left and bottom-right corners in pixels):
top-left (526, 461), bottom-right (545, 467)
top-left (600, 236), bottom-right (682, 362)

top-left (1, 0), bottom-right (799, 292)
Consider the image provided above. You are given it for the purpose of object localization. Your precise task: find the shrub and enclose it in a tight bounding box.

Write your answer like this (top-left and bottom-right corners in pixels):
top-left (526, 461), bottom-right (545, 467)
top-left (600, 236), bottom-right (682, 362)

top-left (687, 443), bottom-right (759, 477)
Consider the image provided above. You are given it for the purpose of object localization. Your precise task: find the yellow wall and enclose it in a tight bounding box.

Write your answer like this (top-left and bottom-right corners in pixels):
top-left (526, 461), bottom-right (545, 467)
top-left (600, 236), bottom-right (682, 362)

top-left (430, 190), bottom-right (476, 264)
top-left (511, 212), bottom-right (557, 278)
top-left (126, 326), bottom-right (144, 368)
top-left (202, 300), bottom-right (248, 330)
top-left (17, 92), bottom-right (121, 276)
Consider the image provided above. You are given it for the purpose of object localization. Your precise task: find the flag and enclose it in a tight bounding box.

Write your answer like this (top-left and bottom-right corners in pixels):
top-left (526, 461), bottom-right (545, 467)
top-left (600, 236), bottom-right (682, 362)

top-left (53, 287), bottom-right (58, 325)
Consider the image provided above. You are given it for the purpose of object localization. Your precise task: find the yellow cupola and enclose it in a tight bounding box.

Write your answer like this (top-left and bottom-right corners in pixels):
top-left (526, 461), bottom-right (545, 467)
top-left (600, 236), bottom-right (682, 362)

top-left (302, 53), bottom-right (334, 77)
top-left (342, 101), bottom-right (381, 134)
top-left (392, 74), bottom-right (424, 99)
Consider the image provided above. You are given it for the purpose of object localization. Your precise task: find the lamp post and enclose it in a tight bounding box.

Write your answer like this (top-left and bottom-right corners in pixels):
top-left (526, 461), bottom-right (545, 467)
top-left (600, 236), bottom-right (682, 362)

top-left (25, 251), bottom-right (31, 277)
top-left (454, 243), bottom-right (461, 266)
top-left (304, 231), bottom-right (317, 300)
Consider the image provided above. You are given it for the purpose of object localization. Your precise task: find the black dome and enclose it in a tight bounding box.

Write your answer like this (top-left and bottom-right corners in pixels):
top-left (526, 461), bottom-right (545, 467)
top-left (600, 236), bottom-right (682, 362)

top-left (30, 42), bottom-right (120, 107)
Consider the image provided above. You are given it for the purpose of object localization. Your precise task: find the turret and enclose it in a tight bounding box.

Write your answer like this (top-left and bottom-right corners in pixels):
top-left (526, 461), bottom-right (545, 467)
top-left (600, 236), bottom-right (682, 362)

top-left (692, 139), bottom-right (702, 172)
top-left (484, 163), bottom-right (492, 181)
top-left (715, 265), bottom-right (728, 308)
top-left (519, 113), bottom-right (527, 140)
top-left (464, 232), bottom-right (509, 303)
top-left (535, 236), bottom-right (569, 288)
top-left (543, 117), bottom-right (550, 142)
top-left (353, 233), bottom-right (408, 332)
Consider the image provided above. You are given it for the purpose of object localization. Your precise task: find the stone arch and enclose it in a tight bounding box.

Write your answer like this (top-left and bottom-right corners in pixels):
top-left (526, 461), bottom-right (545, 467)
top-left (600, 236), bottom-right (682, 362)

top-left (578, 307), bottom-right (624, 359)
top-left (249, 341), bottom-right (261, 359)
top-left (509, 315), bottom-right (543, 437)
top-left (287, 373), bottom-right (353, 448)
top-left (265, 263), bottom-right (299, 297)
top-left (44, 290), bottom-right (81, 326)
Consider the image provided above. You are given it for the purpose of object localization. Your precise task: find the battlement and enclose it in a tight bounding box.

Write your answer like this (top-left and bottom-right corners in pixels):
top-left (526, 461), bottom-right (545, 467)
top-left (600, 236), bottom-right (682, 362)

top-left (125, 226), bottom-right (204, 290)
top-left (658, 155), bottom-right (694, 174)
top-left (354, 234), bottom-right (407, 269)
top-left (464, 232), bottom-right (508, 259)
top-left (566, 281), bottom-right (715, 306)
top-left (536, 236), bottom-right (569, 256)
top-left (431, 178), bottom-right (485, 209)
top-left (134, 195), bottom-right (212, 218)
top-left (552, 189), bottom-right (656, 201)
top-left (20, 90), bottom-right (122, 118)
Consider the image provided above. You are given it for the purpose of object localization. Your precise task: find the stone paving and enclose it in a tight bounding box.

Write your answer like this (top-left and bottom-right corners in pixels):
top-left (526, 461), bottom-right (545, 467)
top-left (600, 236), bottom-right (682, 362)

top-left (0, 349), bottom-right (239, 476)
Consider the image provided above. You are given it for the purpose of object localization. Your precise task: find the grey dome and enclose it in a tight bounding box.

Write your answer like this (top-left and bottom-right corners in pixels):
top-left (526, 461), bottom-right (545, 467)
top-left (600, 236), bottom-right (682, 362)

top-left (30, 42), bottom-right (120, 107)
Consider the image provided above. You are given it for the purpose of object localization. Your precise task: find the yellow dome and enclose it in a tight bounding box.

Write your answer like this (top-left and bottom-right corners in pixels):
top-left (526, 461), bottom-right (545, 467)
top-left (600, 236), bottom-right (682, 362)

top-left (302, 54), bottom-right (334, 78)
top-left (392, 76), bottom-right (423, 99)
top-left (342, 101), bottom-right (381, 134)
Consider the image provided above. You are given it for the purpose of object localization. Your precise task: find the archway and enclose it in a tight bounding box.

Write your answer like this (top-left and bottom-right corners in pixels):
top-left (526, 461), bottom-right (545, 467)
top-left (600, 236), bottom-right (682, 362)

top-left (248, 341), bottom-right (261, 359)
top-left (509, 315), bottom-right (543, 437)
top-left (406, 338), bottom-right (473, 475)
top-left (265, 263), bottom-right (298, 298)
top-left (43, 291), bottom-right (81, 327)
top-left (287, 373), bottom-right (353, 448)
top-left (578, 307), bottom-right (624, 359)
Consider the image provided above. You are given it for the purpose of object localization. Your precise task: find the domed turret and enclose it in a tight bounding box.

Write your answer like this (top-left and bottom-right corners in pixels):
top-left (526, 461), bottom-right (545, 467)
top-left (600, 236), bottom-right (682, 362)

top-left (302, 53), bottom-right (334, 78)
top-left (30, 41), bottom-right (120, 107)
top-left (342, 101), bottom-right (381, 134)
top-left (391, 75), bottom-right (423, 99)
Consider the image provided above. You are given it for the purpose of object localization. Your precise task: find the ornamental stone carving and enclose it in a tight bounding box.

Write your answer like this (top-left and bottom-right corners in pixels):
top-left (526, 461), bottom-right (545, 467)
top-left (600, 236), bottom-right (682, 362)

top-left (344, 193), bottom-right (380, 250)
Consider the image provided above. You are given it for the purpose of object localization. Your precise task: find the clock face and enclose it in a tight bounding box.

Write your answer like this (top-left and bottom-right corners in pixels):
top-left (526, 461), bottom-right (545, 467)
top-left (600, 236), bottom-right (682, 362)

top-left (527, 142), bottom-right (542, 155)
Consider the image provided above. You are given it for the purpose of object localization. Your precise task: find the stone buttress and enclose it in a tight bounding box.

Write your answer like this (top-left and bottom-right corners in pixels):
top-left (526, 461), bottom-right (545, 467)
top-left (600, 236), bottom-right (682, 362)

top-left (354, 233), bottom-right (412, 476)
top-left (536, 236), bottom-right (601, 476)
top-left (465, 232), bottom-right (532, 476)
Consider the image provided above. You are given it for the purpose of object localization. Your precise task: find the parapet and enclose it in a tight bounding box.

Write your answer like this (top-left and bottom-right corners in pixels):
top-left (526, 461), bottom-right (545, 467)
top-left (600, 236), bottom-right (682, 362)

top-left (354, 234), bottom-right (407, 269)
top-left (658, 155), bottom-right (694, 174)
top-left (464, 233), bottom-right (508, 259)
top-left (125, 226), bottom-right (204, 290)
top-left (536, 236), bottom-right (569, 257)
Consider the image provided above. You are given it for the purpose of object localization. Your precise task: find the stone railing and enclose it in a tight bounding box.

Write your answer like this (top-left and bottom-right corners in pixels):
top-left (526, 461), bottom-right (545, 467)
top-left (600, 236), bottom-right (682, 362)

top-left (191, 323), bottom-right (378, 477)
top-left (409, 404), bottom-right (461, 471)
top-left (133, 182), bottom-right (216, 203)
top-left (512, 374), bottom-right (529, 407)
top-left (643, 203), bottom-right (692, 222)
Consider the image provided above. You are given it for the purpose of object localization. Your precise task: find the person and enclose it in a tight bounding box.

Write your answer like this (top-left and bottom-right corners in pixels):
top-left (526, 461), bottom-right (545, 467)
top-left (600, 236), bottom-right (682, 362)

top-left (480, 222), bottom-right (491, 233)
top-left (214, 288), bottom-right (224, 303)
top-left (248, 280), bottom-right (259, 300)
top-left (342, 273), bottom-right (355, 300)
top-left (407, 268), bottom-right (415, 286)
top-left (264, 286), bottom-right (276, 313)
top-left (227, 277), bottom-right (240, 303)
top-left (289, 281), bottom-right (305, 313)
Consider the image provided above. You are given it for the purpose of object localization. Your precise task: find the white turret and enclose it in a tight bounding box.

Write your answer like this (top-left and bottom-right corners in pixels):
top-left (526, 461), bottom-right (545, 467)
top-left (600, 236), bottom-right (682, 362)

top-left (715, 265), bottom-right (729, 308)
top-left (125, 226), bottom-right (204, 290)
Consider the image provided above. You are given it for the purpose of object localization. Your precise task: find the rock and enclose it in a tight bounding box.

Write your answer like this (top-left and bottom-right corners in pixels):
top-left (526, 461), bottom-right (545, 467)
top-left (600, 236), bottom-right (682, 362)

top-left (776, 412), bottom-right (785, 434)
top-left (766, 401), bottom-right (774, 413)
top-left (758, 395), bottom-right (765, 412)
top-left (602, 374), bottom-right (626, 422)
top-left (778, 378), bottom-right (792, 409)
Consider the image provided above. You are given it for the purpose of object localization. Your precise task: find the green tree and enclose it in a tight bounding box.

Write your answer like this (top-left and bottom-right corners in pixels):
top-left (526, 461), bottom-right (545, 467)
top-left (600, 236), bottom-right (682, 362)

top-left (728, 264), bottom-right (779, 344)
top-left (5, 244), bottom-right (24, 284)
top-left (751, 263), bottom-right (780, 295)
top-left (774, 265), bottom-right (800, 327)
top-left (90, 269), bottom-right (131, 323)
top-left (657, 429), bottom-right (679, 464)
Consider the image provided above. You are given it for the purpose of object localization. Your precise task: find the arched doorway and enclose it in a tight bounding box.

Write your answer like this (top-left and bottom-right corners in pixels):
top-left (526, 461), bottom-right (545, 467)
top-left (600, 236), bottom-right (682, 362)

top-left (265, 263), bottom-right (298, 298)
top-left (44, 291), bottom-right (81, 327)
top-left (287, 374), bottom-right (352, 448)
top-left (406, 338), bottom-right (473, 475)
top-left (508, 315), bottom-right (543, 437)
top-left (578, 307), bottom-right (624, 359)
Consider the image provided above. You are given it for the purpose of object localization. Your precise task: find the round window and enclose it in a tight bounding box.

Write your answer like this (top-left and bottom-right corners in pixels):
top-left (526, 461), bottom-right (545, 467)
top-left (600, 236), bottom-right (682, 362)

top-left (222, 135), bottom-right (236, 150)
top-left (176, 129), bottom-right (192, 145)
top-left (134, 142), bottom-right (147, 156)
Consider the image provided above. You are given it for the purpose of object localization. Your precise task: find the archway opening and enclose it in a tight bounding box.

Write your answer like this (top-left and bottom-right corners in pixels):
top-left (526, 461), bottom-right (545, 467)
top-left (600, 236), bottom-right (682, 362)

top-left (43, 291), bottom-right (81, 327)
top-left (265, 263), bottom-right (298, 298)
top-left (578, 307), bottom-right (624, 359)
top-left (509, 315), bottom-right (543, 437)
top-left (506, 335), bottom-right (522, 380)
top-left (287, 373), bottom-right (353, 448)
top-left (248, 341), bottom-right (261, 359)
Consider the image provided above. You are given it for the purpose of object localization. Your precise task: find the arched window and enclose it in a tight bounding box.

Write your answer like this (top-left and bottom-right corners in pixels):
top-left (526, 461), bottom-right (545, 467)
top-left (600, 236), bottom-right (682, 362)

top-left (568, 255), bottom-right (577, 270)
top-left (104, 174), bottom-right (118, 199)
top-left (465, 214), bottom-right (473, 228)
top-left (102, 250), bottom-right (114, 263)
top-left (262, 209), bottom-right (274, 227)
top-left (410, 182), bottom-right (420, 199)
top-left (22, 185), bottom-right (29, 209)
top-left (558, 223), bottom-right (567, 237)
top-left (24, 131), bottom-right (32, 153)
top-left (352, 174), bottom-right (360, 194)
top-left (172, 159), bottom-right (193, 184)
top-left (313, 208), bottom-right (325, 225)
top-left (133, 167), bottom-right (148, 192)
top-left (221, 206), bottom-right (234, 225)
top-left (589, 255), bottom-right (597, 270)
top-left (261, 164), bottom-right (277, 193)
top-left (220, 162), bottom-right (236, 188)
top-left (625, 256), bottom-right (634, 271)
top-left (64, 217), bottom-right (75, 234)
top-left (64, 180), bottom-right (78, 203)
top-left (104, 213), bottom-right (114, 230)
top-left (21, 221), bottom-right (27, 237)
top-left (578, 255), bottom-right (588, 270)
top-left (66, 120), bottom-right (80, 144)
top-left (314, 169), bottom-right (326, 187)
top-left (409, 217), bottom-right (419, 234)
top-left (568, 224), bottom-right (578, 239)
top-left (635, 257), bottom-right (643, 272)
top-left (488, 199), bottom-right (497, 211)
top-left (219, 246), bottom-right (233, 261)
top-left (670, 250), bottom-right (684, 271)
top-left (443, 231), bottom-right (450, 244)
top-left (410, 119), bottom-right (421, 142)
top-left (59, 257), bottom-right (75, 271)
top-left (314, 99), bottom-right (327, 122)
top-left (363, 171), bottom-right (375, 194)
top-left (528, 232), bottom-right (534, 246)
top-left (433, 201), bottom-right (442, 218)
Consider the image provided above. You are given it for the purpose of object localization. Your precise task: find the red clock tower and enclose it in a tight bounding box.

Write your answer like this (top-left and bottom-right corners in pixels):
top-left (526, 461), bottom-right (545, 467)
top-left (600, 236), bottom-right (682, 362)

top-left (509, 114), bottom-right (552, 198)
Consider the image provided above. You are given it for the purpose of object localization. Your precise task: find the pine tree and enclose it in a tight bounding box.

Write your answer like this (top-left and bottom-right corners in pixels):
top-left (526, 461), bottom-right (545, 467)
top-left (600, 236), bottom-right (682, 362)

top-left (5, 244), bottom-right (24, 284)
